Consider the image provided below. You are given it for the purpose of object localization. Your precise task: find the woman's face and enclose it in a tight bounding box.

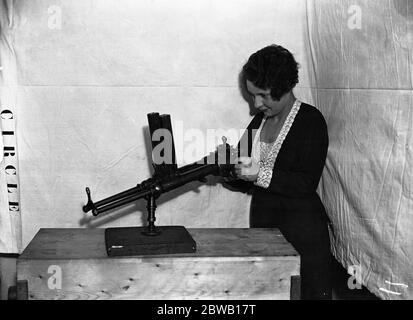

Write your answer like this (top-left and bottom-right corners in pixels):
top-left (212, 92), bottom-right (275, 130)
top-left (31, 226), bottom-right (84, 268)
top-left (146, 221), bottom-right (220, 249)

top-left (246, 80), bottom-right (291, 118)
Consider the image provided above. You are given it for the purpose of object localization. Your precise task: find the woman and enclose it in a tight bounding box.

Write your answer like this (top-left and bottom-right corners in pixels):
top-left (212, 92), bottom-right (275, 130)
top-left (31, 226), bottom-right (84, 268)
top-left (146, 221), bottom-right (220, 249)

top-left (231, 45), bottom-right (332, 300)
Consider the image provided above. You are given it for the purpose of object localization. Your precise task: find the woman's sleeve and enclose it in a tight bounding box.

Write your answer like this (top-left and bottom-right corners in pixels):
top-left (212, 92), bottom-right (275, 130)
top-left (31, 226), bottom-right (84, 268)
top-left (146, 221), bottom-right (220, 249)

top-left (221, 114), bottom-right (262, 194)
top-left (264, 113), bottom-right (329, 197)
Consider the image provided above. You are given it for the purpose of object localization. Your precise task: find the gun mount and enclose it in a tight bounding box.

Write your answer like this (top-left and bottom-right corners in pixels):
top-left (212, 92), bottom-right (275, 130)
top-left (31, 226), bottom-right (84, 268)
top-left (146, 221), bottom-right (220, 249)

top-left (83, 112), bottom-right (237, 256)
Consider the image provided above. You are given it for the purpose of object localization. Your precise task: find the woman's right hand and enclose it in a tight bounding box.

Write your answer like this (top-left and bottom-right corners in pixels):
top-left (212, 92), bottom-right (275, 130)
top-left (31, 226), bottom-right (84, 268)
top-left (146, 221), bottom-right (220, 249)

top-left (234, 157), bottom-right (259, 182)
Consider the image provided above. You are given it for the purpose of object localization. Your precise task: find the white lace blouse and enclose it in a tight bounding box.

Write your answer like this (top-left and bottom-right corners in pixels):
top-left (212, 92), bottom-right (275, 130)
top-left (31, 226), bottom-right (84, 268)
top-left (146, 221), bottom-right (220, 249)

top-left (252, 99), bottom-right (302, 189)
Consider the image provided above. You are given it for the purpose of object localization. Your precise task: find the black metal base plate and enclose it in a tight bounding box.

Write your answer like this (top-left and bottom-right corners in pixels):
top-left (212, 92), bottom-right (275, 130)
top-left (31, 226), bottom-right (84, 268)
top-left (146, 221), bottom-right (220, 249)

top-left (105, 226), bottom-right (196, 257)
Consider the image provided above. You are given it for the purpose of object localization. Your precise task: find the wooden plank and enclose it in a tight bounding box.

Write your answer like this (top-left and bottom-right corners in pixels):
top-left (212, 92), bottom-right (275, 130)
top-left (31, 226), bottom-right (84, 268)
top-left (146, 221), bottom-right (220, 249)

top-left (20, 228), bottom-right (298, 260)
top-left (18, 257), bottom-right (299, 300)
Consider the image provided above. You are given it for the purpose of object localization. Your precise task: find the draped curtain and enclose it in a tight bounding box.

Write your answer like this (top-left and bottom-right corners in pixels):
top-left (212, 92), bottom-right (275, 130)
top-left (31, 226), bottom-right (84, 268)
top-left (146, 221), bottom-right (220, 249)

top-left (307, 0), bottom-right (413, 299)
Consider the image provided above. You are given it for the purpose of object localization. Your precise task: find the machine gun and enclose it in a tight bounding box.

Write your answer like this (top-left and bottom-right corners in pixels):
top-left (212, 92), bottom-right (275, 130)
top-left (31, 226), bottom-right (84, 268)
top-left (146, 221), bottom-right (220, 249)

top-left (83, 112), bottom-right (237, 257)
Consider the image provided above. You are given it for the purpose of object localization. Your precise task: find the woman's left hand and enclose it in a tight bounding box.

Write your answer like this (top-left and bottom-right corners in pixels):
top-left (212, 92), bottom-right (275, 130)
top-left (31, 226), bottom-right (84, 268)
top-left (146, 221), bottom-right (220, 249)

top-left (234, 157), bottom-right (259, 182)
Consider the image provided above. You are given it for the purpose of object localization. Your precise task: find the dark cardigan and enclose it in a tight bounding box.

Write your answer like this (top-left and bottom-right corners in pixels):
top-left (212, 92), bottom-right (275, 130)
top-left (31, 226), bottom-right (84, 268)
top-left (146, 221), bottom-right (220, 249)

top-left (238, 103), bottom-right (328, 195)
top-left (230, 102), bottom-right (332, 299)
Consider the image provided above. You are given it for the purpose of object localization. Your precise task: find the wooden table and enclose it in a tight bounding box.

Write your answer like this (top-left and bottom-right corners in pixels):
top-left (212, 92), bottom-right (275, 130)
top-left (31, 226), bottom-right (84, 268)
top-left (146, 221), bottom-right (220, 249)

top-left (14, 228), bottom-right (300, 300)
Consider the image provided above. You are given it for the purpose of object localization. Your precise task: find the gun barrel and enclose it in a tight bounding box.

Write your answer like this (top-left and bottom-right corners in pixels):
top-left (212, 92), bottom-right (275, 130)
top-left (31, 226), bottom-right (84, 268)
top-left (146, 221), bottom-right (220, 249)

top-left (88, 163), bottom-right (222, 215)
top-left (93, 188), bottom-right (153, 215)
top-left (93, 185), bottom-right (142, 208)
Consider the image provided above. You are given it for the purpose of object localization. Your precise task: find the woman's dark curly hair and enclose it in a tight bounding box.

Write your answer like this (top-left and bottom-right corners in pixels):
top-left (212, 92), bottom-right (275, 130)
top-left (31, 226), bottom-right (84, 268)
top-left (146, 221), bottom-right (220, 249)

top-left (242, 45), bottom-right (299, 101)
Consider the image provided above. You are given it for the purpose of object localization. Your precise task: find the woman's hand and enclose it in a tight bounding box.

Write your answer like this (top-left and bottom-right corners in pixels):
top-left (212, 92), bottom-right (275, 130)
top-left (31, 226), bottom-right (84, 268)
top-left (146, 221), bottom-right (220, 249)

top-left (234, 157), bottom-right (259, 182)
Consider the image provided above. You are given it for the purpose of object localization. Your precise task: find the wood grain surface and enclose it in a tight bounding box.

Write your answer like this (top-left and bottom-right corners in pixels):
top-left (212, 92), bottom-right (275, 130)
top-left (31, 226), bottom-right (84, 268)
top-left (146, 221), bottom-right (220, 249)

top-left (18, 228), bottom-right (300, 300)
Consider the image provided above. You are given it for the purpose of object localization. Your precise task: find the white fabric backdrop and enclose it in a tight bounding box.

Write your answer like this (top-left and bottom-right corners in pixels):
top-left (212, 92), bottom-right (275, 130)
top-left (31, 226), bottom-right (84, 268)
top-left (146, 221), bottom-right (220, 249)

top-left (0, 0), bottom-right (412, 299)
top-left (0, 0), bottom-right (21, 254)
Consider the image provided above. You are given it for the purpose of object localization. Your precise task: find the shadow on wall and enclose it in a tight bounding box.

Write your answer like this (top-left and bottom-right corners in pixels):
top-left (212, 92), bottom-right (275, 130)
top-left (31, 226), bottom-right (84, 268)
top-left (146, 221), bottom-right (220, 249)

top-left (238, 69), bottom-right (258, 117)
top-left (0, 0), bottom-right (12, 30)
top-left (393, 0), bottom-right (413, 71)
top-left (393, 0), bottom-right (413, 19)
top-left (302, 0), bottom-right (322, 109)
